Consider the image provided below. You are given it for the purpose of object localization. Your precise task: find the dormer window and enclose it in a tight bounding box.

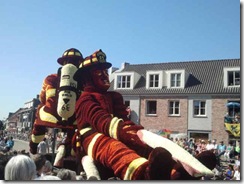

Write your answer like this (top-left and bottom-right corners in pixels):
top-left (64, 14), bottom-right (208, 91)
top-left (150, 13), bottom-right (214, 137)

top-left (166, 70), bottom-right (186, 88)
top-left (228, 70), bottom-right (240, 86)
top-left (171, 73), bottom-right (181, 87)
top-left (114, 71), bottom-right (141, 90)
top-left (223, 67), bottom-right (240, 87)
top-left (117, 75), bottom-right (131, 89)
top-left (146, 71), bottom-right (163, 89)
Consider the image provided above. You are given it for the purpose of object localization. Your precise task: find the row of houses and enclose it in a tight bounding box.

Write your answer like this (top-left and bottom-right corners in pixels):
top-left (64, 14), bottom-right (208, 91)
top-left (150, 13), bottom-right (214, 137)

top-left (108, 58), bottom-right (240, 144)
top-left (3, 58), bottom-right (240, 145)
top-left (4, 95), bottom-right (40, 134)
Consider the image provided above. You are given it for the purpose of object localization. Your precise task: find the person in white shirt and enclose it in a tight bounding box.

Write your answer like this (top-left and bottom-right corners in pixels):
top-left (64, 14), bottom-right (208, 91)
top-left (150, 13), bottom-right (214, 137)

top-left (232, 165), bottom-right (240, 180)
top-left (37, 137), bottom-right (49, 154)
top-left (206, 140), bottom-right (214, 151)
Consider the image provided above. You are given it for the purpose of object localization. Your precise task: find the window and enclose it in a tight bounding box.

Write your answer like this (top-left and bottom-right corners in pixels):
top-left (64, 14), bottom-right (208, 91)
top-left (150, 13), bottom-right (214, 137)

top-left (125, 101), bottom-right (130, 107)
top-left (171, 73), bottom-right (181, 87)
top-left (146, 101), bottom-right (157, 115)
top-left (117, 75), bottom-right (131, 89)
top-left (146, 71), bottom-right (163, 89)
top-left (149, 74), bottom-right (159, 88)
top-left (194, 100), bottom-right (206, 116)
top-left (228, 71), bottom-right (240, 86)
top-left (223, 67), bottom-right (240, 88)
top-left (169, 101), bottom-right (180, 116)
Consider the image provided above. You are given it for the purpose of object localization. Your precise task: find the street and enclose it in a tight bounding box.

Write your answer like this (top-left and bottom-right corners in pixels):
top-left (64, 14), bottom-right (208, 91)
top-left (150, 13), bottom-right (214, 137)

top-left (13, 139), bottom-right (30, 153)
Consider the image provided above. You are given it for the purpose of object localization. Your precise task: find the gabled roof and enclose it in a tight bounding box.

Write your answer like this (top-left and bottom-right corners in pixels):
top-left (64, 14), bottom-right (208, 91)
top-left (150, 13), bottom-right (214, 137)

top-left (109, 59), bottom-right (240, 96)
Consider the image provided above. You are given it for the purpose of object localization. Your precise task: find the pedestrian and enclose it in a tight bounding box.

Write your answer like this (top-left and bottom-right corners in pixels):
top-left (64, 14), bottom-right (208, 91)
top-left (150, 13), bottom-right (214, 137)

top-left (232, 165), bottom-right (240, 180)
top-left (57, 168), bottom-right (77, 180)
top-left (32, 153), bottom-right (47, 179)
top-left (5, 136), bottom-right (14, 152)
top-left (224, 142), bottom-right (234, 162)
top-left (217, 141), bottom-right (226, 159)
top-left (37, 137), bottom-right (49, 154)
top-left (4, 154), bottom-right (36, 180)
top-left (224, 164), bottom-right (234, 180)
top-left (126, 106), bottom-right (131, 119)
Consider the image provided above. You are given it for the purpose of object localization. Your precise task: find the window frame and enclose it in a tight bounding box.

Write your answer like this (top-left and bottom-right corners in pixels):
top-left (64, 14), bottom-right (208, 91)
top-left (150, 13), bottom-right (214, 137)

top-left (223, 67), bottom-right (240, 88)
top-left (146, 100), bottom-right (157, 116)
top-left (193, 100), bottom-right (206, 117)
top-left (170, 73), bottom-right (181, 88)
top-left (169, 100), bottom-right (180, 116)
top-left (146, 71), bottom-right (163, 89)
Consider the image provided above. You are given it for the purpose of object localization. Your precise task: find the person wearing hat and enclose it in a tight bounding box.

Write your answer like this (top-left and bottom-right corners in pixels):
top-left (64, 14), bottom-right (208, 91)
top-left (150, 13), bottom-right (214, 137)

top-left (73, 49), bottom-right (216, 180)
top-left (29, 48), bottom-right (84, 168)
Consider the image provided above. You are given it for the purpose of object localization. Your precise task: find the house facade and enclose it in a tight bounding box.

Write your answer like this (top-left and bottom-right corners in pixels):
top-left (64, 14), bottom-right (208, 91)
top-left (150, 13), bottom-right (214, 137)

top-left (109, 59), bottom-right (240, 144)
top-left (5, 95), bottom-right (40, 134)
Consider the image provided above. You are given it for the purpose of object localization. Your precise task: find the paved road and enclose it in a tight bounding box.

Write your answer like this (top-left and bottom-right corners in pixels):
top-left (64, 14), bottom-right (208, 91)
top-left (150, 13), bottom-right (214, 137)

top-left (13, 139), bottom-right (30, 152)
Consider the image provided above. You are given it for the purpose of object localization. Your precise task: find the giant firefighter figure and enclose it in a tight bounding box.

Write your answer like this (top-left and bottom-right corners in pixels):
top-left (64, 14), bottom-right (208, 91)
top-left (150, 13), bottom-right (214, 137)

top-left (72, 49), bottom-right (217, 180)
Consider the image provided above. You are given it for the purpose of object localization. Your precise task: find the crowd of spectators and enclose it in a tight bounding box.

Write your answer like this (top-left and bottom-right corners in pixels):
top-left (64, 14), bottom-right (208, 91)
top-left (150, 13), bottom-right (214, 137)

top-left (0, 147), bottom-right (121, 181)
top-left (171, 137), bottom-right (241, 180)
top-left (0, 133), bottom-right (240, 180)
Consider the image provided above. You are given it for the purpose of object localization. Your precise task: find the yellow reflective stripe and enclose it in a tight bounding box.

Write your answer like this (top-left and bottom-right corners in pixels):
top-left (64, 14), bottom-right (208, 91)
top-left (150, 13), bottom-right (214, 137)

top-left (79, 57), bottom-right (99, 68)
top-left (39, 106), bottom-right (58, 123)
top-left (124, 158), bottom-right (148, 180)
top-left (91, 57), bottom-right (98, 62)
top-left (83, 59), bottom-right (91, 66)
top-left (64, 51), bottom-right (81, 56)
top-left (79, 127), bottom-right (92, 135)
top-left (46, 88), bottom-right (56, 98)
top-left (109, 117), bottom-right (122, 140)
top-left (87, 133), bottom-right (102, 159)
top-left (68, 51), bottom-right (74, 56)
top-left (31, 134), bottom-right (45, 143)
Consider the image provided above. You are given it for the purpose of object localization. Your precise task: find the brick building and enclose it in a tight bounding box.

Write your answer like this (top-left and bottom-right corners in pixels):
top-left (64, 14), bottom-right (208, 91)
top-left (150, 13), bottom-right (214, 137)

top-left (109, 59), bottom-right (240, 144)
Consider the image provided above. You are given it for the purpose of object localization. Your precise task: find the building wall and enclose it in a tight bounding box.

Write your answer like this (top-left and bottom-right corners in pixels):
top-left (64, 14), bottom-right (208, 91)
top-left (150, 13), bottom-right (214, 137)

top-left (140, 96), bottom-right (188, 133)
top-left (211, 96), bottom-right (240, 145)
top-left (188, 95), bottom-right (212, 130)
top-left (123, 96), bottom-right (140, 124)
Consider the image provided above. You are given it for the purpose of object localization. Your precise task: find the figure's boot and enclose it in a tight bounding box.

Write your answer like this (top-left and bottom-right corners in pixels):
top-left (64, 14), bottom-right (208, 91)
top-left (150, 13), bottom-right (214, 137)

top-left (146, 147), bottom-right (175, 180)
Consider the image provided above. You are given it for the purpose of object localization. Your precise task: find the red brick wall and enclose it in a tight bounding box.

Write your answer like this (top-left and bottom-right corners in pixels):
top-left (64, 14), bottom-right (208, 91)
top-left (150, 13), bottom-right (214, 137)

top-left (211, 97), bottom-right (240, 144)
top-left (140, 97), bottom-right (188, 133)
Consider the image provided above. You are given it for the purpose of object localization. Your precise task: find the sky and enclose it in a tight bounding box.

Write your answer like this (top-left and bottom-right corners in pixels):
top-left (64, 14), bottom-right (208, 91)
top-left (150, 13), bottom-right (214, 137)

top-left (0, 0), bottom-right (241, 120)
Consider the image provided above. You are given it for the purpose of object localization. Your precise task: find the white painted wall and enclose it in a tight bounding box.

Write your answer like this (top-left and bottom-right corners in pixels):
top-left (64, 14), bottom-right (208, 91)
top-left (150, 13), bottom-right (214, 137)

top-left (123, 96), bottom-right (140, 124)
top-left (188, 96), bottom-right (212, 130)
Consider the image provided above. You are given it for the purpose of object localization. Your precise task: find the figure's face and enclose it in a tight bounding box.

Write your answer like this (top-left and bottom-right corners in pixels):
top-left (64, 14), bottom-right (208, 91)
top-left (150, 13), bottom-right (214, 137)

top-left (90, 68), bottom-right (110, 91)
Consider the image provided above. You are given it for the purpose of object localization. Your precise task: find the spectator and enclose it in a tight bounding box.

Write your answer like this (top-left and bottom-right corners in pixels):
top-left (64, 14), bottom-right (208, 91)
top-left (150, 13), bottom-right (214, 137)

top-left (224, 164), bottom-right (234, 180)
top-left (0, 154), bottom-right (13, 180)
top-left (4, 154), bottom-right (36, 180)
top-left (37, 137), bottom-right (49, 154)
top-left (206, 139), bottom-right (214, 151)
top-left (42, 160), bottom-right (53, 176)
top-left (224, 142), bottom-right (234, 162)
top-left (35, 175), bottom-right (61, 180)
top-left (57, 168), bottom-right (77, 180)
top-left (32, 154), bottom-right (46, 178)
top-left (126, 106), bottom-right (131, 119)
top-left (234, 140), bottom-right (240, 157)
top-left (5, 136), bottom-right (14, 152)
top-left (217, 141), bottom-right (226, 159)
top-left (232, 165), bottom-right (240, 180)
